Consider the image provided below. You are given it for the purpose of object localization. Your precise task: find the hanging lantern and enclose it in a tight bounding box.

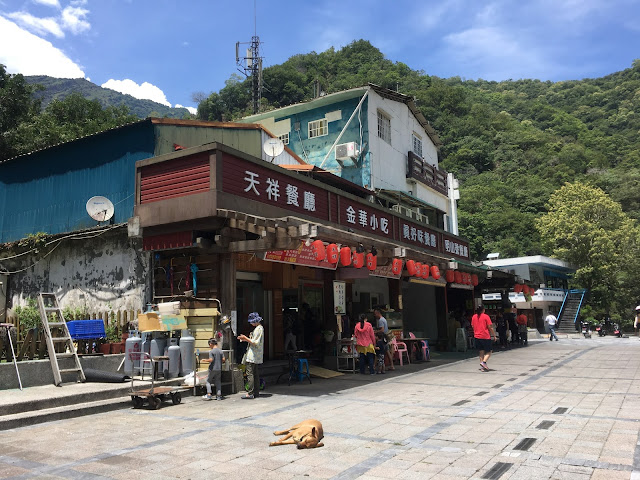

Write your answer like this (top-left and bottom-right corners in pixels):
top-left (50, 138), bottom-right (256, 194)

top-left (431, 265), bottom-right (441, 280)
top-left (366, 253), bottom-right (377, 271)
top-left (464, 273), bottom-right (471, 285)
top-left (421, 264), bottom-right (430, 278)
top-left (352, 251), bottom-right (365, 268)
top-left (406, 260), bottom-right (417, 276)
top-left (311, 240), bottom-right (325, 261)
top-left (471, 274), bottom-right (479, 286)
top-left (339, 247), bottom-right (352, 266)
top-left (514, 284), bottom-right (523, 293)
top-left (454, 271), bottom-right (462, 284)
top-left (391, 258), bottom-right (403, 275)
top-left (415, 262), bottom-right (423, 277)
top-left (326, 243), bottom-right (339, 264)
top-left (445, 270), bottom-right (455, 283)
top-left (523, 285), bottom-right (530, 295)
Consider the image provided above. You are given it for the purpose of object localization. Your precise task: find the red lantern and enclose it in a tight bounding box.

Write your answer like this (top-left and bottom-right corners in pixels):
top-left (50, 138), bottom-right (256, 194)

top-left (514, 284), bottom-right (523, 293)
top-left (391, 258), bottom-right (403, 275)
top-left (421, 264), bottom-right (430, 278)
top-left (366, 253), bottom-right (377, 271)
top-left (326, 243), bottom-right (339, 264)
top-left (352, 252), bottom-right (364, 268)
top-left (415, 262), bottom-right (423, 277)
top-left (454, 271), bottom-right (462, 284)
top-left (406, 260), bottom-right (417, 276)
top-left (339, 247), bottom-right (352, 266)
top-left (445, 270), bottom-right (455, 283)
top-left (464, 273), bottom-right (470, 285)
top-left (523, 285), bottom-right (530, 295)
top-left (471, 274), bottom-right (478, 286)
top-left (311, 240), bottom-right (325, 261)
top-left (431, 265), bottom-right (440, 280)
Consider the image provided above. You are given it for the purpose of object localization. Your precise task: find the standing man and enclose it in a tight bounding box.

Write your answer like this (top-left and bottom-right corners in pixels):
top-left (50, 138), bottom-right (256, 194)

top-left (471, 305), bottom-right (496, 372)
top-left (546, 312), bottom-right (559, 341)
top-left (374, 308), bottom-right (395, 370)
top-left (516, 311), bottom-right (528, 346)
top-left (238, 312), bottom-right (264, 399)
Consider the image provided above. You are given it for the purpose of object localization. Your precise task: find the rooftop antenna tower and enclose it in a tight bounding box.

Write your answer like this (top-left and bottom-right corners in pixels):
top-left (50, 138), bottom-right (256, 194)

top-left (235, 0), bottom-right (263, 114)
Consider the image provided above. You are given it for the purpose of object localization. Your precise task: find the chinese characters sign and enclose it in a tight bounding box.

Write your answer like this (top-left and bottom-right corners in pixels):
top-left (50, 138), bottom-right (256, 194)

top-left (262, 243), bottom-right (338, 270)
top-left (333, 281), bottom-right (346, 314)
top-left (399, 221), bottom-right (439, 253)
top-left (339, 202), bottom-right (393, 239)
top-left (442, 234), bottom-right (470, 259)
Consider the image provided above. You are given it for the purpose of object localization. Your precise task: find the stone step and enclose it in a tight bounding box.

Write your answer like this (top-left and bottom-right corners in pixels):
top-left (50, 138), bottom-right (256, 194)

top-left (0, 396), bottom-right (132, 431)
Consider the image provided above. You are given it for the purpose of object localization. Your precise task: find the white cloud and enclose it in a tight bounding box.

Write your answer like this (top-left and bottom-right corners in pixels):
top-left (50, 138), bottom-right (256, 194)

top-left (175, 104), bottom-right (197, 115)
top-left (33, 0), bottom-right (61, 8)
top-left (6, 11), bottom-right (64, 37)
top-left (101, 79), bottom-right (171, 107)
top-left (442, 26), bottom-right (550, 79)
top-left (0, 15), bottom-right (85, 77)
top-left (61, 6), bottom-right (89, 34)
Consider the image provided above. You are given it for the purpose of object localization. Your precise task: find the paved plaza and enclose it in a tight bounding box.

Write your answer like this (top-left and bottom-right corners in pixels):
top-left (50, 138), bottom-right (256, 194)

top-left (1, 336), bottom-right (640, 479)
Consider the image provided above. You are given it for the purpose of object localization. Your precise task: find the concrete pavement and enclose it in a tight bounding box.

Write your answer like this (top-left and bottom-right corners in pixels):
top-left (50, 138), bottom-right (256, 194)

top-left (1, 336), bottom-right (639, 479)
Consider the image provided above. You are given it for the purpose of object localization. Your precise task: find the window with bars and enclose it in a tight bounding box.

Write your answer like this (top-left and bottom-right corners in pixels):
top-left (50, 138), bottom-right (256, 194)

top-left (377, 110), bottom-right (391, 144)
top-left (412, 133), bottom-right (423, 158)
top-left (308, 119), bottom-right (328, 138)
top-left (278, 133), bottom-right (290, 145)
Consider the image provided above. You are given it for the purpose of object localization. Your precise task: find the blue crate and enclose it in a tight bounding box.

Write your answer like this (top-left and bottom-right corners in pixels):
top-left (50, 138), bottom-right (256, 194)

top-left (67, 320), bottom-right (105, 340)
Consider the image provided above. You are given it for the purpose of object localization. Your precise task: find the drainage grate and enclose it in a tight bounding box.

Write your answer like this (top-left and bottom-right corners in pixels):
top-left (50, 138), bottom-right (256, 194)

top-left (519, 373), bottom-right (528, 376)
top-left (493, 384), bottom-right (504, 388)
top-left (553, 407), bottom-right (568, 414)
top-left (530, 368), bottom-right (538, 372)
top-left (506, 377), bottom-right (517, 381)
top-left (475, 391), bottom-right (489, 396)
top-left (514, 437), bottom-right (536, 451)
top-left (453, 400), bottom-right (470, 406)
top-left (537, 420), bottom-right (555, 430)
top-left (482, 462), bottom-right (512, 479)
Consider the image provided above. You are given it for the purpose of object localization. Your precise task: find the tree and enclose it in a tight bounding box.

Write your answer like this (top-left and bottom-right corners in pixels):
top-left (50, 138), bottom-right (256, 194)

top-left (0, 64), bottom-right (41, 159)
top-left (536, 182), bottom-right (640, 317)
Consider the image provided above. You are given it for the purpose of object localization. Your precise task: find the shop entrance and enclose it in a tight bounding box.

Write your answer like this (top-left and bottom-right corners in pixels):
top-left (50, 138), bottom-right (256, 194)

top-left (236, 279), bottom-right (267, 359)
top-left (300, 282), bottom-right (324, 353)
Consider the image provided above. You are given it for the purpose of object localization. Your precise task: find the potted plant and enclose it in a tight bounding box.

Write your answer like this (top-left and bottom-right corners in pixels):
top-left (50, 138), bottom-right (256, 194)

top-left (14, 298), bottom-right (42, 359)
top-left (105, 323), bottom-right (123, 354)
top-left (321, 329), bottom-right (335, 343)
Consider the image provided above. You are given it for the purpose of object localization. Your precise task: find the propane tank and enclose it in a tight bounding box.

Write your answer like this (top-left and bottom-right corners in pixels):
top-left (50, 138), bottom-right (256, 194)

top-left (124, 332), bottom-right (142, 375)
top-left (150, 335), bottom-right (167, 358)
top-left (168, 338), bottom-right (181, 378)
top-left (179, 329), bottom-right (196, 375)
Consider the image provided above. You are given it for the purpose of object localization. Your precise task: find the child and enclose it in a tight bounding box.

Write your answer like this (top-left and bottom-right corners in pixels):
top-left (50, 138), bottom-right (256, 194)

top-left (202, 338), bottom-right (225, 401)
top-left (374, 331), bottom-right (387, 374)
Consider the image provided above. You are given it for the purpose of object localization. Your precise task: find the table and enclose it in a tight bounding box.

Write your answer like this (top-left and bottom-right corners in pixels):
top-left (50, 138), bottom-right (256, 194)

top-left (399, 338), bottom-right (430, 362)
top-left (337, 338), bottom-right (357, 373)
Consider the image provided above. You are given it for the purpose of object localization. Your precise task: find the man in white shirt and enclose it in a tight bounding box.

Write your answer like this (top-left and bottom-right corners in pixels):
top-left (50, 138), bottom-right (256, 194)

top-left (546, 313), bottom-right (559, 341)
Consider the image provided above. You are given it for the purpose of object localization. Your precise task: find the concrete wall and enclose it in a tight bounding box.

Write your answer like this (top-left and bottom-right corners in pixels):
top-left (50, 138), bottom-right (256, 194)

top-left (3, 228), bottom-right (150, 314)
top-left (0, 354), bottom-right (125, 390)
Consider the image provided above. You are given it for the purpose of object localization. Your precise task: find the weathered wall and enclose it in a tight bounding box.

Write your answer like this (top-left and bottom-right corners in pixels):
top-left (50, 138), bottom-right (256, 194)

top-left (3, 227), bottom-right (151, 314)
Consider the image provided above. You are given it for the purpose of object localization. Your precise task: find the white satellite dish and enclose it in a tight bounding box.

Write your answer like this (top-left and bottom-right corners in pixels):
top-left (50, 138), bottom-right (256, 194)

top-left (86, 196), bottom-right (115, 222)
top-left (263, 137), bottom-right (285, 159)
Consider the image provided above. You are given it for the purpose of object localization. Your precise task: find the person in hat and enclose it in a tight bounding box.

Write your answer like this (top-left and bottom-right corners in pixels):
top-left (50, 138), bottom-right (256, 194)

top-left (635, 306), bottom-right (640, 335)
top-left (238, 312), bottom-right (264, 399)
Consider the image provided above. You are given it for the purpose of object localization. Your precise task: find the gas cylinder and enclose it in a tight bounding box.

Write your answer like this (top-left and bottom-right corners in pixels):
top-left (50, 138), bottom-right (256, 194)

top-left (179, 329), bottom-right (196, 375)
top-left (124, 332), bottom-right (142, 375)
top-left (168, 338), bottom-right (181, 378)
top-left (150, 336), bottom-right (167, 358)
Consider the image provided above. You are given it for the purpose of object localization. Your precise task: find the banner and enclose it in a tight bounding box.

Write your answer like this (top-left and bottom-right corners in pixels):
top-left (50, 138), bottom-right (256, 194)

top-left (262, 243), bottom-right (338, 270)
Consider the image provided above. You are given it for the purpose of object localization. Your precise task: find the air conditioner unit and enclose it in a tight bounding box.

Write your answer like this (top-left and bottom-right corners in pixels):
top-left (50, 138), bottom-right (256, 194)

top-left (392, 204), bottom-right (402, 213)
top-left (414, 212), bottom-right (424, 223)
top-left (401, 206), bottom-right (413, 219)
top-left (335, 142), bottom-right (358, 161)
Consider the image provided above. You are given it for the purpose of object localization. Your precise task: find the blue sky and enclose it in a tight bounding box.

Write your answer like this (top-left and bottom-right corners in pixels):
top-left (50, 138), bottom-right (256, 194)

top-left (1, 0), bottom-right (639, 114)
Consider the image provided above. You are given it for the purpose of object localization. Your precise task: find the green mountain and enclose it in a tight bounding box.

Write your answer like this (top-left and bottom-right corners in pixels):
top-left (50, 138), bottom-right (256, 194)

top-left (25, 75), bottom-right (191, 119)
top-left (197, 41), bottom-right (640, 261)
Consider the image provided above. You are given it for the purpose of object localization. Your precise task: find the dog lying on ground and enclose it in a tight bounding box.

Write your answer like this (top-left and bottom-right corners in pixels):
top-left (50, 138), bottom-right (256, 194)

top-left (269, 419), bottom-right (324, 448)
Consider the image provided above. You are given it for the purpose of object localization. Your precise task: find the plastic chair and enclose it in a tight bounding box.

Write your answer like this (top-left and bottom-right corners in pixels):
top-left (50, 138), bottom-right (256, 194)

top-left (296, 358), bottom-right (311, 383)
top-left (391, 338), bottom-right (410, 366)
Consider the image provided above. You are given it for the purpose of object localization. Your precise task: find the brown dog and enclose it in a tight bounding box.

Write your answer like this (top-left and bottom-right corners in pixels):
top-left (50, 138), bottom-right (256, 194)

top-left (269, 419), bottom-right (324, 448)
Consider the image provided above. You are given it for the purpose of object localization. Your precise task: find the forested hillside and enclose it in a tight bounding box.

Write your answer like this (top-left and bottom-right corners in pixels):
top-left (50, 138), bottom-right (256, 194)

top-left (25, 76), bottom-right (190, 119)
top-left (197, 40), bottom-right (640, 264)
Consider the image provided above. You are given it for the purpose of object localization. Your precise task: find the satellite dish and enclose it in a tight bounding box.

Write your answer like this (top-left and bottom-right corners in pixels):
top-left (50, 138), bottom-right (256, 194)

top-left (86, 196), bottom-right (115, 222)
top-left (263, 137), bottom-right (285, 159)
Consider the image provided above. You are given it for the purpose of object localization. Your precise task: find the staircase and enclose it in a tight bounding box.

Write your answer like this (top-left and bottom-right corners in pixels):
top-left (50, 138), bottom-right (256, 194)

top-left (557, 289), bottom-right (587, 334)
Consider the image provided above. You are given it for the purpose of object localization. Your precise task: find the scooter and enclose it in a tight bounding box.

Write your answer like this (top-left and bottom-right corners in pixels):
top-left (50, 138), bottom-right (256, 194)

top-left (612, 323), bottom-right (622, 338)
top-left (581, 321), bottom-right (591, 338)
top-left (596, 324), bottom-right (605, 336)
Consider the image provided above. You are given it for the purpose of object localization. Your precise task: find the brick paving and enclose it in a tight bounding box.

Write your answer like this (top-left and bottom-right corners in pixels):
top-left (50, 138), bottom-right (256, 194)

top-left (1, 336), bottom-right (639, 479)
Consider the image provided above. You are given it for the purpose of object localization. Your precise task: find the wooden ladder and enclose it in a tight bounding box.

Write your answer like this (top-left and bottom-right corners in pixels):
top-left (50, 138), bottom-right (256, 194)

top-left (37, 293), bottom-right (86, 386)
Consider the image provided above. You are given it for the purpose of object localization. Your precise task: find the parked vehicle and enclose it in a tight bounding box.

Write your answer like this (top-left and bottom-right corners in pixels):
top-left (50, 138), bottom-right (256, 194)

top-left (612, 323), bottom-right (622, 338)
top-left (581, 321), bottom-right (591, 338)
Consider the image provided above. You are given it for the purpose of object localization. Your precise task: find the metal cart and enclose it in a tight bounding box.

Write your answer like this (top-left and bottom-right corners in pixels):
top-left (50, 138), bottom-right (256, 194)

top-left (128, 352), bottom-right (187, 409)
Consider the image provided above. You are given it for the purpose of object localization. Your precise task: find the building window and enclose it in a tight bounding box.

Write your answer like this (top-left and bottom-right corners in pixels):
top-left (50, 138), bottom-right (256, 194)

top-left (377, 110), bottom-right (391, 145)
top-left (278, 133), bottom-right (290, 145)
top-left (308, 119), bottom-right (328, 138)
top-left (412, 133), bottom-right (423, 158)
